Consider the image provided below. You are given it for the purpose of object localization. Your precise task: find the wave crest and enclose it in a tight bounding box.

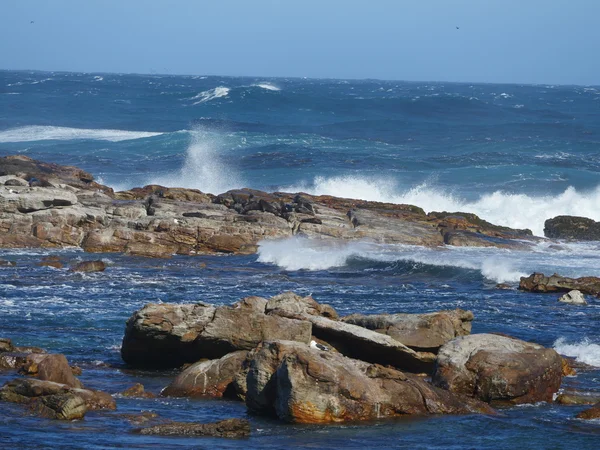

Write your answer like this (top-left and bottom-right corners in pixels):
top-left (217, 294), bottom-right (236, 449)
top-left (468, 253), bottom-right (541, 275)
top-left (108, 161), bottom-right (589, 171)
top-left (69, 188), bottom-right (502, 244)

top-left (282, 175), bottom-right (600, 236)
top-left (253, 83), bottom-right (280, 91)
top-left (190, 87), bottom-right (230, 104)
top-left (0, 126), bottom-right (163, 143)
top-left (554, 338), bottom-right (600, 367)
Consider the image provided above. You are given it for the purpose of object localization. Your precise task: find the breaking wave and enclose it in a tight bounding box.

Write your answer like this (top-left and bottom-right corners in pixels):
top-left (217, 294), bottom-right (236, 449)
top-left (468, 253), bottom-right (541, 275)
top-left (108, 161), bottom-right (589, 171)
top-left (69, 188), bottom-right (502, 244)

top-left (190, 86), bottom-right (230, 104)
top-left (0, 125), bottom-right (163, 143)
top-left (283, 175), bottom-right (600, 237)
top-left (554, 338), bottom-right (600, 367)
top-left (253, 83), bottom-right (281, 91)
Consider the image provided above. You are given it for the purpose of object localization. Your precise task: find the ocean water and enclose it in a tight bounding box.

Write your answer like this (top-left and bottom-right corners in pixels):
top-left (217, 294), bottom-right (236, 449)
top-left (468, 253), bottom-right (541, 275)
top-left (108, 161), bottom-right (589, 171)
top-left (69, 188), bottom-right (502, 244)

top-left (0, 70), bottom-right (599, 448)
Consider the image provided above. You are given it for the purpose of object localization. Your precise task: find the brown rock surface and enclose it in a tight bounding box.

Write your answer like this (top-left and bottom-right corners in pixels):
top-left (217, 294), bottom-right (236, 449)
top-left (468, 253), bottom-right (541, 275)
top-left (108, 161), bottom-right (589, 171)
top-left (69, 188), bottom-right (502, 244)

top-left (245, 340), bottom-right (494, 423)
top-left (121, 383), bottom-right (155, 398)
top-left (432, 334), bottom-right (563, 404)
top-left (342, 309), bottom-right (473, 353)
top-left (576, 402), bottom-right (600, 420)
top-left (71, 260), bottom-right (106, 273)
top-left (162, 351), bottom-right (248, 399)
top-left (135, 418), bottom-right (250, 438)
top-left (519, 272), bottom-right (600, 297)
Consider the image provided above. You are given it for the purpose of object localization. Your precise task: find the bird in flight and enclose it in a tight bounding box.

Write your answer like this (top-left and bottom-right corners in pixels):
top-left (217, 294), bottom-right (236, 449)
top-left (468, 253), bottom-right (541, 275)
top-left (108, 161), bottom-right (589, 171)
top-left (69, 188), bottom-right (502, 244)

top-left (456, 26), bottom-right (460, 30)
top-left (30, 21), bottom-right (34, 24)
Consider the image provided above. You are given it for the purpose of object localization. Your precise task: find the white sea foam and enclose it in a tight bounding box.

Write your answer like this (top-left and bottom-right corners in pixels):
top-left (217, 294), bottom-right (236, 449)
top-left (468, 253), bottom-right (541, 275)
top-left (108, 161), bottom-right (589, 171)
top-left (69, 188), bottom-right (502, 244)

top-left (190, 86), bottom-right (230, 104)
top-left (253, 83), bottom-right (281, 91)
top-left (554, 338), bottom-right (600, 367)
top-left (282, 176), bottom-right (600, 237)
top-left (148, 127), bottom-right (241, 194)
top-left (257, 236), bottom-right (600, 282)
top-left (0, 125), bottom-right (163, 143)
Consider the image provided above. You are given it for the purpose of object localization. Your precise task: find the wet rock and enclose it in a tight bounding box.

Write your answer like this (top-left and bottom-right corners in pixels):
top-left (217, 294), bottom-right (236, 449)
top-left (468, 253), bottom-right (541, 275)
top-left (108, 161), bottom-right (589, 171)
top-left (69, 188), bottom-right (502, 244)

top-left (558, 290), bottom-right (587, 305)
top-left (562, 358), bottom-right (577, 377)
top-left (38, 255), bottom-right (64, 269)
top-left (121, 383), bottom-right (155, 398)
top-left (556, 392), bottom-right (600, 405)
top-left (495, 283), bottom-right (512, 290)
top-left (519, 272), bottom-right (600, 297)
top-left (71, 260), bottom-right (106, 273)
top-left (544, 215), bottom-right (600, 241)
top-left (31, 393), bottom-right (87, 420)
top-left (245, 340), bottom-right (494, 423)
top-left (0, 378), bottom-right (115, 412)
top-left (121, 302), bottom-right (311, 368)
top-left (269, 311), bottom-right (434, 373)
top-left (0, 259), bottom-right (16, 267)
top-left (135, 418), bottom-right (251, 438)
top-left (22, 354), bottom-right (83, 388)
top-left (341, 309), bottom-right (473, 353)
top-left (0, 338), bottom-right (13, 352)
top-left (576, 402), bottom-right (600, 420)
top-left (162, 351), bottom-right (248, 399)
top-left (432, 334), bottom-right (563, 404)
top-left (120, 411), bottom-right (160, 425)
top-left (265, 292), bottom-right (338, 319)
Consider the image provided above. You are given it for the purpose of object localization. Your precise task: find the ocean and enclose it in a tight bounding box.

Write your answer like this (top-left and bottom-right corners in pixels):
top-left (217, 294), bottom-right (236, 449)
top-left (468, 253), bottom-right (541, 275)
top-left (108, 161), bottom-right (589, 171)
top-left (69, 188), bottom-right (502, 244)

top-left (0, 69), bottom-right (599, 448)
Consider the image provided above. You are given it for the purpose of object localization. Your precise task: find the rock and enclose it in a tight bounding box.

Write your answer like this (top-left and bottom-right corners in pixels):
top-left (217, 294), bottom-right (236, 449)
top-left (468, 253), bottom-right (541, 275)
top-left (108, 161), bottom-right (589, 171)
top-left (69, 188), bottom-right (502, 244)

top-left (231, 296), bottom-right (268, 313)
top-left (162, 351), bottom-right (248, 399)
top-left (341, 309), bottom-right (473, 353)
top-left (0, 187), bottom-right (78, 213)
top-left (496, 283), bottom-right (512, 290)
top-left (562, 358), bottom-right (577, 377)
top-left (0, 378), bottom-right (115, 412)
top-left (121, 302), bottom-right (311, 368)
top-left (576, 402), bottom-right (600, 420)
top-left (432, 334), bottom-right (563, 404)
top-left (121, 383), bottom-right (155, 398)
top-left (135, 418), bottom-right (251, 438)
top-left (38, 255), bottom-right (64, 269)
top-left (265, 292), bottom-right (338, 319)
top-left (31, 393), bottom-right (87, 420)
top-left (544, 215), bottom-right (600, 241)
top-left (556, 392), bottom-right (600, 405)
top-left (268, 311), bottom-right (434, 373)
top-left (23, 354), bottom-right (83, 388)
top-left (0, 338), bottom-right (13, 352)
top-left (71, 260), bottom-right (106, 273)
top-left (245, 340), bottom-right (494, 423)
top-left (519, 272), bottom-right (600, 297)
top-left (120, 411), bottom-right (160, 425)
top-left (0, 259), bottom-right (16, 267)
top-left (558, 290), bottom-right (587, 305)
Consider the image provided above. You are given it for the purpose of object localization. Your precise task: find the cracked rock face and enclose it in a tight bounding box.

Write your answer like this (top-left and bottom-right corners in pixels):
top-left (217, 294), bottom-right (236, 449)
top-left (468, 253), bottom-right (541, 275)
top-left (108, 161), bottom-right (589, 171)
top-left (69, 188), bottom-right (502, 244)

top-left (432, 334), bottom-right (563, 404)
top-left (245, 340), bottom-right (494, 423)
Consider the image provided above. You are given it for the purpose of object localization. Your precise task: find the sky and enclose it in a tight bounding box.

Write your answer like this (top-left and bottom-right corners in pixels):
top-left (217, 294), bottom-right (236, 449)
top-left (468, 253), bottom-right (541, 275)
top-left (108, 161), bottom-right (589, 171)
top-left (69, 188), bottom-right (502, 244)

top-left (1, 0), bottom-right (598, 85)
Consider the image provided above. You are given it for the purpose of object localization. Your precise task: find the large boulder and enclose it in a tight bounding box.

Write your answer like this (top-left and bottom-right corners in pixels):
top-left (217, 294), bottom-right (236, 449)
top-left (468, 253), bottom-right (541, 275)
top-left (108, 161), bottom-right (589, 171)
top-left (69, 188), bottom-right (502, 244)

top-left (135, 418), bottom-right (251, 438)
top-left (519, 273), bottom-right (600, 297)
top-left (268, 311), bottom-right (434, 373)
top-left (558, 290), bottom-right (587, 305)
top-left (544, 215), bottom-right (600, 240)
top-left (22, 353), bottom-right (83, 388)
top-left (161, 351), bottom-right (248, 398)
top-left (121, 302), bottom-right (311, 368)
top-left (0, 186), bottom-right (78, 213)
top-left (31, 393), bottom-right (87, 420)
top-left (245, 341), bottom-right (494, 423)
top-left (341, 309), bottom-right (473, 353)
top-left (265, 292), bottom-right (338, 319)
top-left (432, 334), bottom-right (563, 404)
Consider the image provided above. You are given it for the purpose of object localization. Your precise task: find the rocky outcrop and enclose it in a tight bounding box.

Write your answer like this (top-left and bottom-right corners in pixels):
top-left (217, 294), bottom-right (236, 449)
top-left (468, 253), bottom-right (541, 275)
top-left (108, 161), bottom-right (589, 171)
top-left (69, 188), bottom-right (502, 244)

top-left (544, 215), bottom-right (600, 241)
top-left (0, 378), bottom-right (115, 420)
top-left (432, 334), bottom-right (563, 404)
top-left (135, 418), bottom-right (251, 438)
top-left (120, 383), bottom-right (155, 398)
top-left (519, 273), bottom-right (600, 297)
top-left (121, 301), bottom-right (311, 368)
top-left (245, 340), bottom-right (494, 423)
top-left (558, 290), bottom-right (587, 305)
top-left (341, 309), bottom-right (473, 353)
top-left (556, 392), bottom-right (600, 405)
top-left (161, 351), bottom-right (248, 398)
top-left (0, 156), bottom-right (538, 256)
top-left (265, 292), bottom-right (338, 319)
top-left (21, 353), bottom-right (83, 388)
top-left (577, 402), bottom-right (600, 420)
top-left (71, 260), bottom-right (106, 273)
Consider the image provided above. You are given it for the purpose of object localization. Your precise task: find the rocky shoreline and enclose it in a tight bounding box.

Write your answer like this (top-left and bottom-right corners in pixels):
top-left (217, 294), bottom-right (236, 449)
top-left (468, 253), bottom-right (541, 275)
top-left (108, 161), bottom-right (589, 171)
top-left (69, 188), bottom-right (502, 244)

top-left (0, 155), bottom-right (539, 257)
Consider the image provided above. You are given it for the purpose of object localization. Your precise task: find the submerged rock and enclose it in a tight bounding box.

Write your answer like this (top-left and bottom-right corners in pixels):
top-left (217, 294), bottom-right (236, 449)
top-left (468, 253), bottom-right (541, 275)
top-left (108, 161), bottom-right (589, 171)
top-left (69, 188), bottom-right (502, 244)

top-left (245, 340), bottom-right (493, 423)
top-left (556, 392), bottom-right (600, 405)
top-left (576, 402), bottom-right (600, 420)
top-left (31, 393), bottom-right (87, 420)
top-left (135, 418), bottom-right (250, 438)
top-left (432, 334), bottom-right (563, 404)
top-left (519, 273), bottom-right (600, 297)
top-left (558, 290), bottom-right (587, 305)
top-left (121, 383), bottom-right (155, 398)
top-left (341, 309), bottom-right (473, 353)
top-left (71, 260), bottom-right (106, 273)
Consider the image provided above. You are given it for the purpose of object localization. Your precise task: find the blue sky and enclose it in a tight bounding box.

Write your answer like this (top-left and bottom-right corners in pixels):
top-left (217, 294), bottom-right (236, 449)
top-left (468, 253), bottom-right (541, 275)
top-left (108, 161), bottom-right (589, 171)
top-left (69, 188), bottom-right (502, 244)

top-left (1, 0), bottom-right (598, 85)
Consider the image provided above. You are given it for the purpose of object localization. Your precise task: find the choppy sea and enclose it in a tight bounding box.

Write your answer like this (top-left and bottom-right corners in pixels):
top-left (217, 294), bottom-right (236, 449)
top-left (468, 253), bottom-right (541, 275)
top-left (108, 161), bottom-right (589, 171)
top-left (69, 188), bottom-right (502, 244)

top-left (0, 70), bottom-right (599, 448)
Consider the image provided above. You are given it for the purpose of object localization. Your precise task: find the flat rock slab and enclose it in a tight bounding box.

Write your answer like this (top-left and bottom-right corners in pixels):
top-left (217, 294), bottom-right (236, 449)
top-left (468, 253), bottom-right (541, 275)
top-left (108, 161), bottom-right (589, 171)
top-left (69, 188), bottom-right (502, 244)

top-left (520, 272), bottom-right (600, 297)
top-left (135, 418), bottom-right (250, 438)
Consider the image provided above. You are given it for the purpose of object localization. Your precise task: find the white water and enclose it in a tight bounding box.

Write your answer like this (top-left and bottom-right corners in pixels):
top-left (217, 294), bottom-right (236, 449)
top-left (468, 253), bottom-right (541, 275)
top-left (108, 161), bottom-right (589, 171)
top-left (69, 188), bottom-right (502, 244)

top-left (554, 338), bottom-right (600, 367)
top-left (148, 127), bottom-right (241, 194)
top-left (190, 86), bottom-right (230, 104)
top-left (0, 126), bottom-right (163, 143)
top-left (257, 237), bottom-right (600, 282)
top-left (253, 83), bottom-right (281, 91)
top-left (283, 175), bottom-right (600, 237)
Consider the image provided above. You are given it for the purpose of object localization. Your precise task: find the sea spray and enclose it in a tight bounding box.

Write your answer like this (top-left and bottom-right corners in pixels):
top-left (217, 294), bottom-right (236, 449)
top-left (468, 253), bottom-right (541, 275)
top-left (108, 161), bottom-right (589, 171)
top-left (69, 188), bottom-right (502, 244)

top-left (149, 127), bottom-right (241, 194)
top-left (554, 338), bottom-right (600, 367)
top-left (283, 175), bottom-right (600, 237)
